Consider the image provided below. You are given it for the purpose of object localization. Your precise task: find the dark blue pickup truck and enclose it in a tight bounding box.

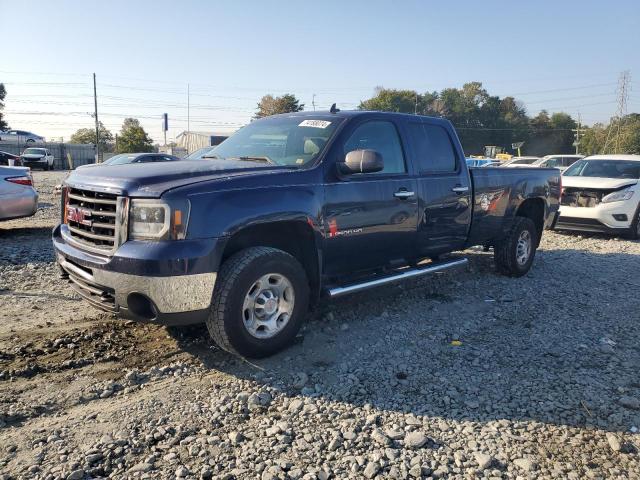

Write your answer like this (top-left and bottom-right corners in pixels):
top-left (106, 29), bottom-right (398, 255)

top-left (53, 111), bottom-right (561, 357)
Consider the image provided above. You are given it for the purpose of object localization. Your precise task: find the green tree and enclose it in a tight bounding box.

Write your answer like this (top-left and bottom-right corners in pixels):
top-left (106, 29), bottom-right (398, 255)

top-left (115, 118), bottom-right (153, 153)
top-left (581, 114), bottom-right (640, 155)
top-left (70, 121), bottom-right (114, 151)
top-left (0, 83), bottom-right (8, 131)
top-left (358, 87), bottom-right (439, 115)
top-left (255, 94), bottom-right (304, 118)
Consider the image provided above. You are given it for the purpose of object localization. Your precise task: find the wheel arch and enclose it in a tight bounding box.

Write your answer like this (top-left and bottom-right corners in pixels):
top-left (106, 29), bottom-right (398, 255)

top-left (515, 197), bottom-right (545, 246)
top-left (220, 219), bottom-right (321, 306)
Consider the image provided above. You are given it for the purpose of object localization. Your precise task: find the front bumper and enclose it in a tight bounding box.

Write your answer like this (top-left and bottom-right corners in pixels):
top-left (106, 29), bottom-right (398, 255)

top-left (556, 200), bottom-right (637, 234)
top-left (53, 224), bottom-right (224, 325)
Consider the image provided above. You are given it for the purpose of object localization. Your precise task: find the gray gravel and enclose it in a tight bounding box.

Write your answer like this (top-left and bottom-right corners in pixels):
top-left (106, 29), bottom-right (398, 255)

top-left (0, 170), bottom-right (639, 479)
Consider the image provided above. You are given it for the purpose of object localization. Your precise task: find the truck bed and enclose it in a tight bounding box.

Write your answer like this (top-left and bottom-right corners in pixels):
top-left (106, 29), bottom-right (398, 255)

top-left (466, 167), bottom-right (561, 247)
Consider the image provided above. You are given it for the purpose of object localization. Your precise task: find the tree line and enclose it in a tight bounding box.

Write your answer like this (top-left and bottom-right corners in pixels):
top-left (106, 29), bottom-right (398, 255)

top-left (1, 80), bottom-right (637, 156)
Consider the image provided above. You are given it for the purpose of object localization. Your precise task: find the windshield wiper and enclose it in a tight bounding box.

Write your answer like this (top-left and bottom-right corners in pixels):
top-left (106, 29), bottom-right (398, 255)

top-left (201, 154), bottom-right (223, 159)
top-left (233, 156), bottom-right (275, 165)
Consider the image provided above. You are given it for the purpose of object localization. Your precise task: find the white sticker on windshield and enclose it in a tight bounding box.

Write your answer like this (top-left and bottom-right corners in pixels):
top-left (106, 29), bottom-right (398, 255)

top-left (299, 120), bottom-right (332, 129)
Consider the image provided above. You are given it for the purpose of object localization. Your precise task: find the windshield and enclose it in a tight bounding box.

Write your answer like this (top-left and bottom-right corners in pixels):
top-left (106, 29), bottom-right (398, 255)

top-left (186, 147), bottom-right (216, 159)
top-left (210, 116), bottom-right (342, 167)
top-left (563, 159), bottom-right (640, 179)
top-left (104, 154), bottom-right (140, 165)
top-left (23, 148), bottom-right (45, 155)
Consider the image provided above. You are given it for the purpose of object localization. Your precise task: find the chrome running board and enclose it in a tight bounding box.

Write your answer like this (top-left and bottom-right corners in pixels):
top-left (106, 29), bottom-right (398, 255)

top-left (327, 258), bottom-right (468, 298)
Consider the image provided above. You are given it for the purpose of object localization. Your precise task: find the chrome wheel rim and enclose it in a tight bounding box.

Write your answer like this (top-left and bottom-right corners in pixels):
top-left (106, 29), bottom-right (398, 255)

top-left (242, 273), bottom-right (295, 339)
top-left (516, 230), bottom-right (532, 266)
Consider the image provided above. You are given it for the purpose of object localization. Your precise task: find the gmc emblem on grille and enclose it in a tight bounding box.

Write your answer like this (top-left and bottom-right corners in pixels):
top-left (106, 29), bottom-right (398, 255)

top-left (67, 206), bottom-right (93, 227)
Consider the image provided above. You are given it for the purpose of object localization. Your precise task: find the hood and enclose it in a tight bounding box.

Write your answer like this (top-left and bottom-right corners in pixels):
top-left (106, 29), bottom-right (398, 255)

top-left (65, 159), bottom-right (293, 197)
top-left (561, 176), bottom-right (638, 190)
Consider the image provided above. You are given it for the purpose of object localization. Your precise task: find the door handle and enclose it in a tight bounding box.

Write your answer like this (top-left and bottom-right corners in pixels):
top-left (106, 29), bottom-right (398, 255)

top-left (451, 186), bottom-right (469, 193)
top-left (394, 190), bottom-right (415, 199)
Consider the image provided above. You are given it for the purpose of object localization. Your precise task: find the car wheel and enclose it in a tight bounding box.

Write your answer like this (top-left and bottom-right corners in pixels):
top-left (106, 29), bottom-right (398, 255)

top-left (626, 208), bottom-right (640, 240)
top-left (494, 217), bottom-right (538, 277)
top-left (26, 139), bottom-right (35, 143)
top-left (206, 247), bottom-right (309, 358)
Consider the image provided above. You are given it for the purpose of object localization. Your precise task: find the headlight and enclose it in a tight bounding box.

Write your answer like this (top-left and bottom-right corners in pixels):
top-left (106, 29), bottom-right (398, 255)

top-left (601, 189), bottom-right (634, 203)
top-left (129, 200), bottom-right (170, 240)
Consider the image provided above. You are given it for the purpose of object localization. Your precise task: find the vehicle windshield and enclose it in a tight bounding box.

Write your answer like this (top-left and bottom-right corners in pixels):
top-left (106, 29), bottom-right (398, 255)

top-left (210, 116), bottom-right (343, 167)
top-left (104, 154), bottom-right (140, 165)
top-left (563, 159), bottom-right (640, 179)
top-left (23, 148), bottom-right (46, 155)
top-left (186, 147), bottom-right (216, 159)
top-left (511, 158), bottom-right (537, 165)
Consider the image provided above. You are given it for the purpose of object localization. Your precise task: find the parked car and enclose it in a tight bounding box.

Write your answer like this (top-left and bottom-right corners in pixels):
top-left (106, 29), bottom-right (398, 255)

top-left (21, 147), bottom-right (55, 170)
top-left (466, 158), bottom-right (500, 168)
top-left (79, 153), bottom-right (183, 168)
top-left (53, 111), bottom-right (560, 357)
top-left (502, 156), bottom-right (541, 167)
top-left (533, 154), bottom-right (584, 171)
top-left (0, 166), bottom-right (38, 221)
top-left (185, 147), bottom-right (217, 160)
top-left (0, 150), bottom-right (21, 166)
top-left (0, 130), bottom-right (45, 144)
top-left (554, 154), bottom-right (640, 239)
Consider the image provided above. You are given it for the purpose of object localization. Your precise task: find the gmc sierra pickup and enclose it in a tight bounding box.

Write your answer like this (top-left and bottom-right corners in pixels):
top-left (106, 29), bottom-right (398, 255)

top-left (53, 110), bottom-right (561, 357)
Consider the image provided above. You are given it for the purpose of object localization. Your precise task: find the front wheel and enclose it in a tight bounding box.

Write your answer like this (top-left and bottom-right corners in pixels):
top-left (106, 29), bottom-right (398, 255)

top-left (494, 217), bottom-right (538, 277)
top-left (206, 247), bottom-right (309, 358)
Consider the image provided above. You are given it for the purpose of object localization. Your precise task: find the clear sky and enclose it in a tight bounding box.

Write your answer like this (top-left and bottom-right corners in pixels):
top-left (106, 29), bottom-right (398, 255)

top-left (1, 0), bottom-right (639, 143)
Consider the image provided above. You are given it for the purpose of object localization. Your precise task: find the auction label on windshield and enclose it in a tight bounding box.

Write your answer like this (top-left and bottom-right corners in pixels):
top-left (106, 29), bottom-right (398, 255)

top-left (299, 120), bottom-right (332, 128)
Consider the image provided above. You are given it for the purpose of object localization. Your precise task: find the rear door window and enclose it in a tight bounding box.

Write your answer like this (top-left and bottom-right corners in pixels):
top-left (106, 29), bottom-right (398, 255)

top-left (407, 123), bottom-right (457, 173)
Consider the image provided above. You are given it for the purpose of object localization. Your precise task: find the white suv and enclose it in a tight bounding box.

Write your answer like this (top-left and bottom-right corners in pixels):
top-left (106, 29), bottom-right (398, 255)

top-left (555, 155), bottom-right (640, 238)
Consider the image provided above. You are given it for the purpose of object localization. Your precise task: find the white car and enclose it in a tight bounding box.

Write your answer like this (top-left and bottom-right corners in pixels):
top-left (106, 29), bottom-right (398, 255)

top-left (21, 147), bottom-right (55, 170)
top-left (0, 129), bottom-right (45, 144)
top-left (502, 156), bottom-right (541, 167)
top-left (533, 154), bottom-right (584, 172)
top-left (555, 155), bottom-right (640, 239)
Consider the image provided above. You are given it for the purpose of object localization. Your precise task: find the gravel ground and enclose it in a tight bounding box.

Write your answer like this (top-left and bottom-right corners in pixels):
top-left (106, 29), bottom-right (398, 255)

top-left (0, 170), bottom-right (639, 480)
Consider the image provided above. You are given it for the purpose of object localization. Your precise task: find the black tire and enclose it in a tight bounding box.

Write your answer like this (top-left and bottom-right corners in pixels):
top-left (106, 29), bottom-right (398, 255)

top-left (206, 247), bottom-right (309, 358)
top-left (494, 217), bottom-right (538, 277)
top-left (625, 207), bottom-right (640, 240)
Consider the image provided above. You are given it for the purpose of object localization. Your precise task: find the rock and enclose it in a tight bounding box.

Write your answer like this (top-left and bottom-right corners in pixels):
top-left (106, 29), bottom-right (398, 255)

top-left (619, 396), bottom-right (640, 410)
top-left (372, 428), bottom-right (392, 446)
top-left (228, 431), bottom-right (244, 444)
top-left (67, 470), bottom-right (84, 480)
top-left (364, 462), bottom-right (380, 478)
top-left (404, 431), bottom-right (428, 449)
top-left (293, 372), bottom-right (309, 389)
top-left (328, 436), bottom-right (342, 451)
top-left (288, 398), bottom-right (304, 413)
top-left (85, 453), bottom-right (103, 464)
top-left (474, 452), bottom-right (493, 470)
top-left (513, 457), bottom-right (536, 472)
top-left (128, 462), bottom-right (154, 473)
top-left (176, 465), bottom-right (190, 477)
top-left (385, 428), bottom-right (404, 440)
top-left (409, 465), bottom-right (422, 478)
top-left (606, 433), bottom-right (622, 452)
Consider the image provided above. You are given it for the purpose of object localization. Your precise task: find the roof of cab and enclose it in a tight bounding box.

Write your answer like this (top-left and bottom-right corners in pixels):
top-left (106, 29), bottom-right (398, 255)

top-left (584, 154), bottom-right (640, 161)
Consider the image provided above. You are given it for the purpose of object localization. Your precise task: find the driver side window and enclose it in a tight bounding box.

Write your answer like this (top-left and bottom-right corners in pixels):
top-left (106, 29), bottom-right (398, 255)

top-left (343, 121), bottom-right (406, 174)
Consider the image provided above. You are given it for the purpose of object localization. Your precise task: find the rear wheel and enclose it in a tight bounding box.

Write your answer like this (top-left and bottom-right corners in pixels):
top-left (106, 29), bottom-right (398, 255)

top-left (206, 247), bottom-right (309, 358)
top-left (494, 217), bottom-right (538, 277)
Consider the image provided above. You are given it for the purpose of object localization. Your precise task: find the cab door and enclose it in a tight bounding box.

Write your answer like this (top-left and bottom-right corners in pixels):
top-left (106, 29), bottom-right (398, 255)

top-left (322, 118), bottom-right (418, 276)
top-left (405, 120), bottom-right (472, 256)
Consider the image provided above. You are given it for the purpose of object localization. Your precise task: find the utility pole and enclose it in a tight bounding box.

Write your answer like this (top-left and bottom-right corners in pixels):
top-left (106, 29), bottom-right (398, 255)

top-left (187, 83), bottom-right (190, 134)
top-left (93, 73), bottom-right (100, 162)
top-left (312, 94), bottom-right (316, 111)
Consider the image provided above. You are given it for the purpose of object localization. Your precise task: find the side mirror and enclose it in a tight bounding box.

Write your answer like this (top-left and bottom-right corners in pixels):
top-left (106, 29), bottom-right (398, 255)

top-left (338, 149), bottom-right (384, 175)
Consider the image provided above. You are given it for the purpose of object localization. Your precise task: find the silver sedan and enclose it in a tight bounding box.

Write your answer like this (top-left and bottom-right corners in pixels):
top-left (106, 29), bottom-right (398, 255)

top-left (0, 166), bottom-right (38, 220)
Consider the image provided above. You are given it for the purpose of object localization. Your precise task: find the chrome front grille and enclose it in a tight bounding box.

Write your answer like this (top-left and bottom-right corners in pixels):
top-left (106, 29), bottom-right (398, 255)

top-left (65, 187), bottom-right (127, 255)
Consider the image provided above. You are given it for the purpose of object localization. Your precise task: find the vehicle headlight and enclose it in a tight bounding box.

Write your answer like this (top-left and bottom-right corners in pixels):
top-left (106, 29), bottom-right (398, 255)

top-left (129, 200), bottom-right (170, 240)
top-left (601, 189), bottom-right (634, 203)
